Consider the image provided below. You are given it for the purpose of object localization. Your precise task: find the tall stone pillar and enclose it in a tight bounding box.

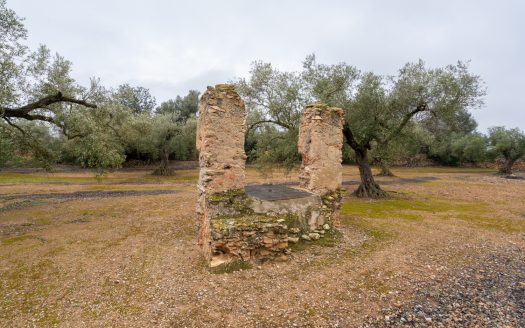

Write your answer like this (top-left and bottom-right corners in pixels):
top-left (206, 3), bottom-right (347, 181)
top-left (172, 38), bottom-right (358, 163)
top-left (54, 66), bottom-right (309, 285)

top-left (196, 84), bottom-right (246, 259)
top-left (298, 102), bottom-right (345, 195)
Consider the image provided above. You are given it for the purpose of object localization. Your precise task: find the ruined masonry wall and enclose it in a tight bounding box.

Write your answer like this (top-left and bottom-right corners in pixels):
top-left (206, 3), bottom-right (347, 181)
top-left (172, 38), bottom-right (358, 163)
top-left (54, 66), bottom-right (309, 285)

top-left (298, 103), bottom-right (345, 195)
top-left (196, 84), bottom-right (246, 259)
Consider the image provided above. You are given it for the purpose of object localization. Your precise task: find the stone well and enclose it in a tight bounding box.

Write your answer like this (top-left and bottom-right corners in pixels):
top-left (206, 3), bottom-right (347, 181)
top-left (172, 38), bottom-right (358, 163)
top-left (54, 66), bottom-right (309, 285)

top-left (196, 87), bottom-right (344, 268)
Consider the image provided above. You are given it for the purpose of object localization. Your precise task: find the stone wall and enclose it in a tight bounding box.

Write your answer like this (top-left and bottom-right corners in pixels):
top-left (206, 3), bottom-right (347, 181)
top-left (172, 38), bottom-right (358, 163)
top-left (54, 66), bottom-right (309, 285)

top-left (196, 84), bottom-right (246, 259)
top-left (298, 102), bottom-right (345, 195)
top-left (196, 92), bottom-right (346, 269)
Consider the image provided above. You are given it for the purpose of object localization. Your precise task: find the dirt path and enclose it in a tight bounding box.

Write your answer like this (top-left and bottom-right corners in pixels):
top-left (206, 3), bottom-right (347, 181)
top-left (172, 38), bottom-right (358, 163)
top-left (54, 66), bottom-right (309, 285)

top-left (0, 167), bottom-right (524, 327)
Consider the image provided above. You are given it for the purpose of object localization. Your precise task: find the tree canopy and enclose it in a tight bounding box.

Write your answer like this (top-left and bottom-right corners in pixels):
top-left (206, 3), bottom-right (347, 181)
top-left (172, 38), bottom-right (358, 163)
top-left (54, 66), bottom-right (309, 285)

top-left (237, 55), bottom-right (486, 197)
top-left (488, 127), bottom-right (525, 175)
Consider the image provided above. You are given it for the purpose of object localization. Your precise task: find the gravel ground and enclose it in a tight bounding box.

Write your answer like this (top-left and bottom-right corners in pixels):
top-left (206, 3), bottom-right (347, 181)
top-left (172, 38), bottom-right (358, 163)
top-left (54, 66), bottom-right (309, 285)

top-left (1, 167), bottom-right (524, 327)
top-left (363, 246), bottom-right (525, 327)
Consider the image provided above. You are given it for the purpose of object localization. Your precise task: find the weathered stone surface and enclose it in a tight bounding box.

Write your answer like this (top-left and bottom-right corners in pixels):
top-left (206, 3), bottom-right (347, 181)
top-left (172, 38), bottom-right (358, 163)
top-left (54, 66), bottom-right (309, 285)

top-left (196, 84), bottom-right (246, 259)
top-left (298, 102), bottom-right (345, 195)
top-left (210, 212), bottom-right (289, 267)
top-left (196, 90), bottom-right (346, 269)
top-left (196, 84), bottom-right (246, 194)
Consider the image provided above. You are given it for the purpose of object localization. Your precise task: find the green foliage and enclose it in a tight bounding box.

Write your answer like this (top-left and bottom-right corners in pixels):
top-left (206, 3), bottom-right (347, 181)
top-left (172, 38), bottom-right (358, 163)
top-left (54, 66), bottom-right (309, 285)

top-left (0, 2), bottom-right (490, 175)
top-left (236, 61), bottom-right (307, 170)
top-left (238, 55), bottom-right (485, 182)
top-left (451, 133), bottom-right (488, 164)
top-left (247, 127), bottom-right (299, 175)
top-left (114, 84), bottom-right (156, 115)
top-left (155, 90), bottom-right (199, 122)
top-left (488, 126), bottom-right (525, 161)
top-left (304, 56), bottom-right (485, 150)
top-left (0, 2), bottom-right (200, 172)
top-left (237, 61), bottom-right (308, 130)
top-left (0, 120), bottom-right (60, 169)
top-left (69, 133), bottom-right (126, 171)
top-left (0, 2), bottom-right (126, 171)
top-left (488, 126), bottom-right (525, 174)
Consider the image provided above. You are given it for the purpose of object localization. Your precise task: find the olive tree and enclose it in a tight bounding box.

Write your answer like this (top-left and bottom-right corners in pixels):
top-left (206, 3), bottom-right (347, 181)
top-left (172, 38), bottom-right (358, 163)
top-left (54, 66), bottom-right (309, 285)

top-left (488, 127), bottom-right (525, 175)
top-left (236, 61), bottom-right (308, 173)
top-left (304, 56), bottom-right (485, 197)
top-left (114, 84), bottom-right (156, 115)
top-left (0, 1), bottom-right (133, 170)
top-left (0, 1), bottom-right (97, 131)
top-left (124, 93), bottom-right (199, 175)
top-left (239, 55), bottom-right (485, 198)
top-left (155, 90), bottom-right (200, 121)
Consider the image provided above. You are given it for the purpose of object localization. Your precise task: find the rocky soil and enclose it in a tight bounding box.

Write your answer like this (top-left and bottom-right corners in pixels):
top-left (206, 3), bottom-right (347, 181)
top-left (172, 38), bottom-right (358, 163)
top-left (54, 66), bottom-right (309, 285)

top-left (0, 167), bottom-right (524, 327)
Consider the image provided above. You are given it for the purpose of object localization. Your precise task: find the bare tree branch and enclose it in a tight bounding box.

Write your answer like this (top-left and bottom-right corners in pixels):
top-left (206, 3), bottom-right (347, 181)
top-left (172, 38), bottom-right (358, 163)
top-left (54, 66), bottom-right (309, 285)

top-left (3, 117), bottom-right (27, 135)
top-left (381, 104), bottom-right (427, 145)
top-left (246, 119), bottom-right (294, 135)
top-left (1, 92), bottom-right (97, 122)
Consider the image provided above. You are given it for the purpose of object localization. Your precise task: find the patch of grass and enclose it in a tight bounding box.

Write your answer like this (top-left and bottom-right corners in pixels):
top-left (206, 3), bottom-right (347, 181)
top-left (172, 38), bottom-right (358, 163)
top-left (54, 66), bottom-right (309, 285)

top-left (339, 217), bottom-right (396, 260)
top-left (313, 229), bottom-right (343, 247)
top-left (142, 173), bottom-right (197, 183)
top-left (454, 213), bottom-right (525, 233)
top-left (209, 260), bottom-right (253, 274)
top-left (360, 270), bottom-right (391, 295)
top-left (84, 184), bottom-right (168, 191)
top-left (0, 259), bottom-right (60, 322)
top-left (288, 228), bottom-right (343, 253)
top-left (341, 196), bottom-right (488, 221)
top-left (396, 167), bottom-right (496, 174)
top-left (32, 217), bottom-right (51, 225)
top-left (0, 173), bottom-right (99, 184)
top-left (342, 193), bottom-right (524, 234)
top-left (288, 240), bottom-right (307, 252)
top-left (1, 235), bottom-right (33, 245)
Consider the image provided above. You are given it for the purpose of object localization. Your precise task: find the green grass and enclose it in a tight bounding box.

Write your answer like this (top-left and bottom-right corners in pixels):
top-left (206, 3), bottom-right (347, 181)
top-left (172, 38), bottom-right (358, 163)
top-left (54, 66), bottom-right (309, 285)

top-left (454, 213), bottom-right (525, 233)
top-left (143, 174), bottom-right (197, 182)
top-left (341, 196), bottom-right (489, 221)
top-left (0, 259), bottom-right (60, 324)
top-left (341, 195), bottom-right (525, 233)
top-left (1, 235), bottom-right (34, 245)
top-left (0, 171), bottom-right (197, 185)
top-left (394, 167), bottom-right (497, 174)
top-left (0, 173), bottom-right (102, 184)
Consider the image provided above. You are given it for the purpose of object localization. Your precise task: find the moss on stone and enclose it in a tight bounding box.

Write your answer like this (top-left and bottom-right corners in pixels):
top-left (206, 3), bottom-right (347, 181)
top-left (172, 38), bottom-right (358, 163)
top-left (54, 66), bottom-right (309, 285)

top-left (283, 213), bottom-right (302, 229)
top-left (305, 102), bottom-right (328, 109)
top-left (207, 189), bottom-right (254, 215)
top-left (211, 213), bottom-right (282, 231)
top-left (214, 83), bottom-right (236, 92)
top-left (315, 229), bottom-right (343, 247)
top-left (207, 188), bottom-right (245, 202)
top-left (288, 228), bottom-right (343, 252)
top-left (321, 189), bottom-right (345, 208)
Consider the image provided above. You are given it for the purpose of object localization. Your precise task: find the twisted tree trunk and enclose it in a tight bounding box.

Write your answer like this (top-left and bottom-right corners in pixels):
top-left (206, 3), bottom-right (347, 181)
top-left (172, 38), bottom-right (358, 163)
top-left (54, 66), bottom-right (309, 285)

top-left (354, 148), bottom-right (387, 198)
top-left (376, 160), bottom-right (395, 177)
top-left (499, 157), bottom-right (516, 175)
top-left (153, 145), bottom-right (174, 176)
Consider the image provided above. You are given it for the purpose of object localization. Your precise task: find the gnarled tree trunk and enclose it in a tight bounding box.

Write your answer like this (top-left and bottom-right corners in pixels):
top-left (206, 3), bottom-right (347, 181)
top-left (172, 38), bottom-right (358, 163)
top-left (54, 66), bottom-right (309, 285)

top-left (499, 157), bottom-right (516, 176)
top-left (376, 160), bottom-right (395, 177)
top-left (153, 145), bottom-right (174, 176)
top-left (354, 148), bottom-right (387, 198)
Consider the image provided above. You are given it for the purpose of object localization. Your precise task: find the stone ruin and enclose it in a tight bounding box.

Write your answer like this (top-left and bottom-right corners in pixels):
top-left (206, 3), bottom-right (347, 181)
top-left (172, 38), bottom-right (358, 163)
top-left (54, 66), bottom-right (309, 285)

top-left (299, 103), bottom-right (345, 195)
top-left (196, 85), bottom-right (345, 268)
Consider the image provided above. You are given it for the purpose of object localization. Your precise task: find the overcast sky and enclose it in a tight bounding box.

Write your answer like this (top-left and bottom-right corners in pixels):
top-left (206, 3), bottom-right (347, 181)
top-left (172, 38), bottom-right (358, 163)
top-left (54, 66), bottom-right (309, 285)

top-left (10, 0), bottom-right (525, 132)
